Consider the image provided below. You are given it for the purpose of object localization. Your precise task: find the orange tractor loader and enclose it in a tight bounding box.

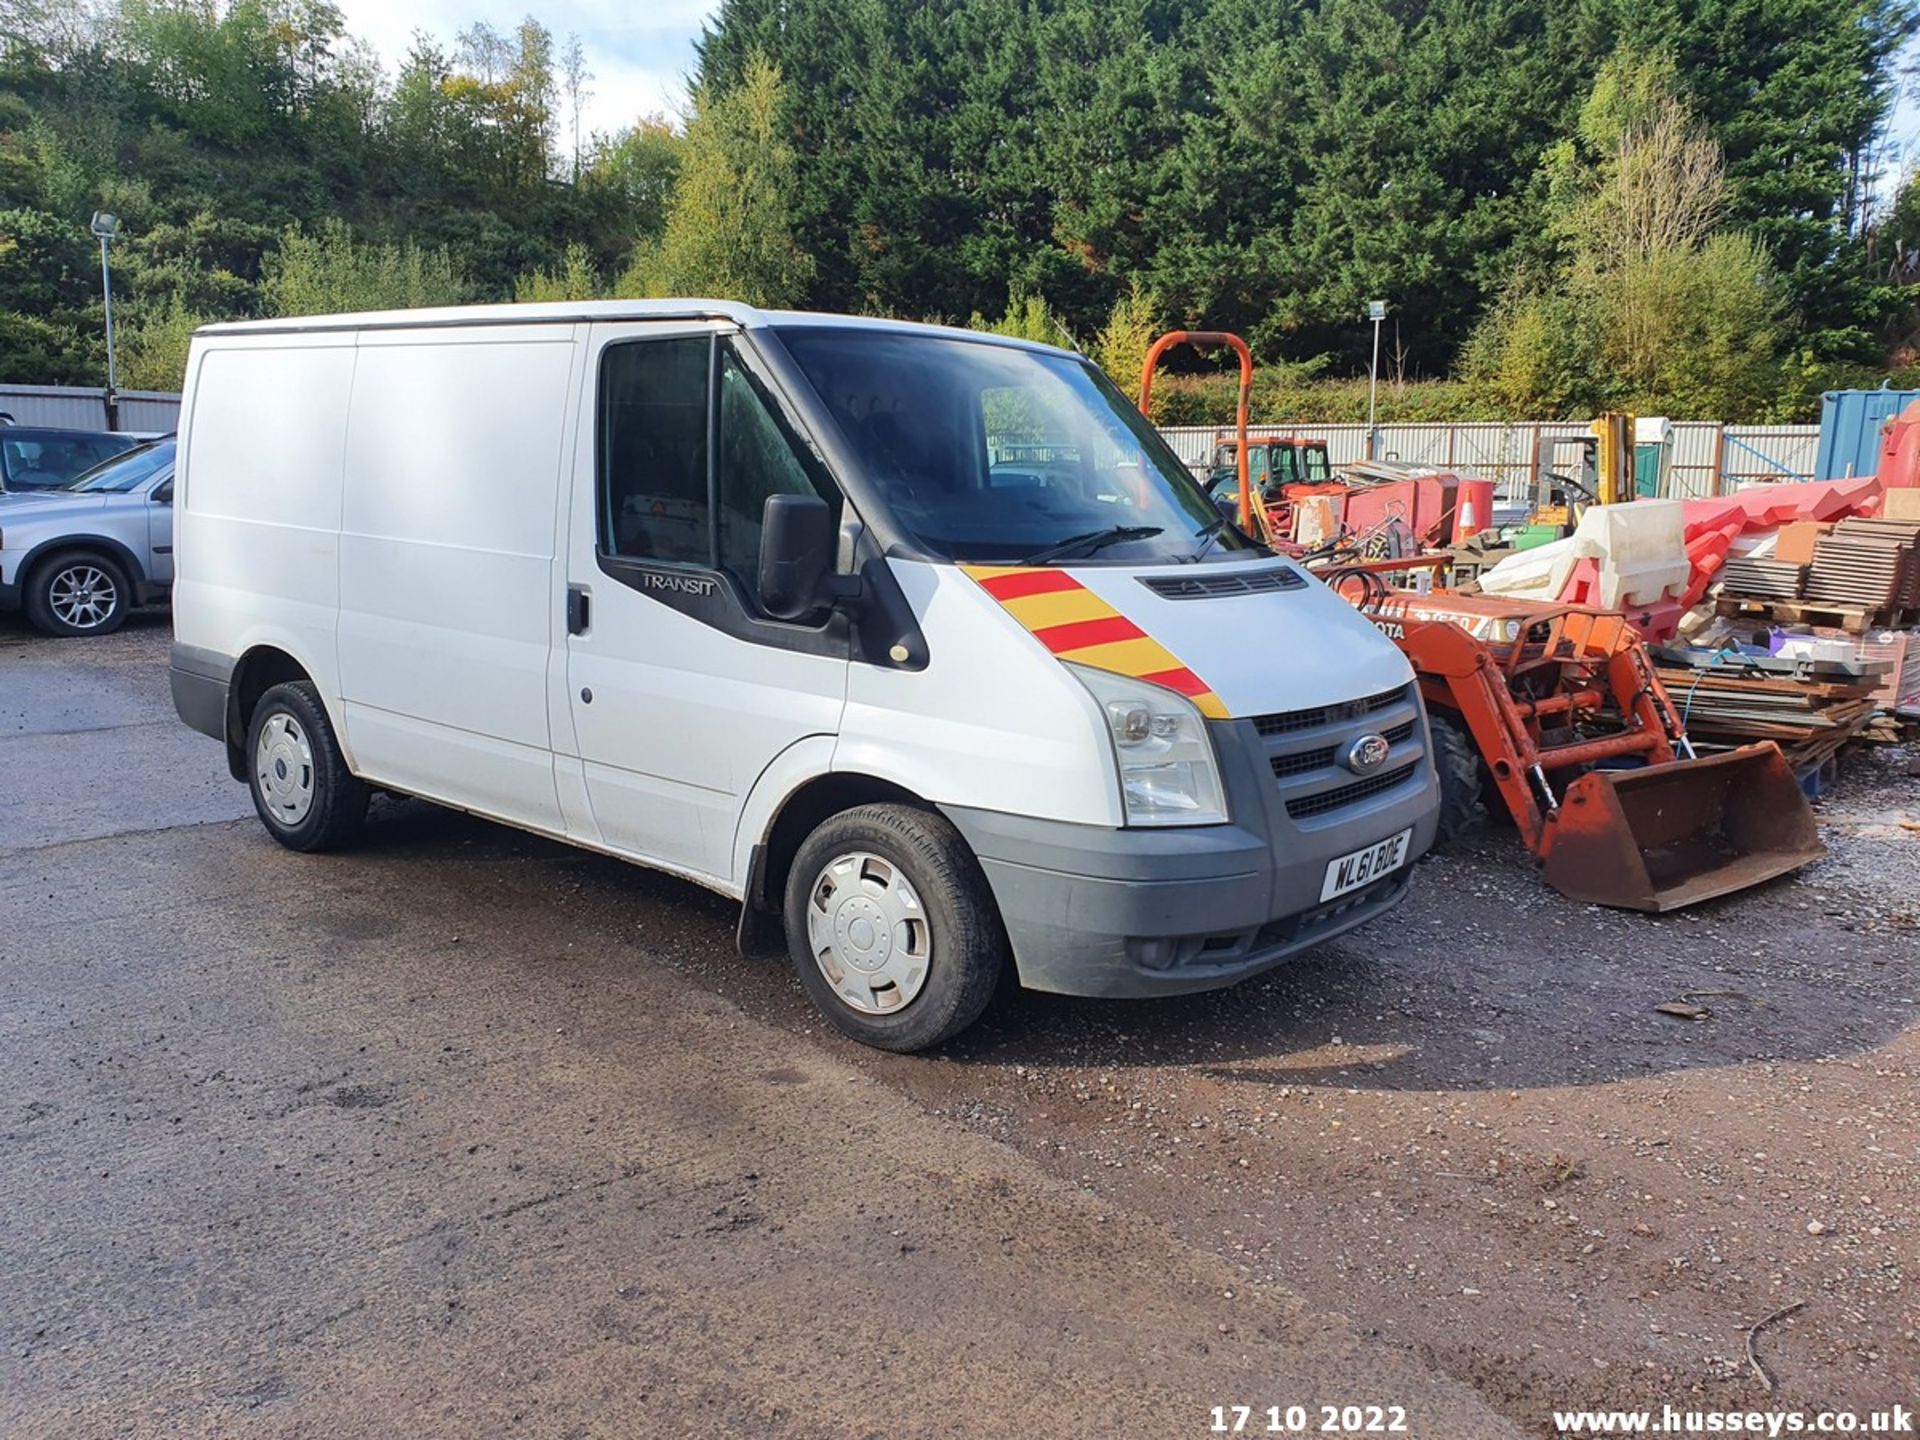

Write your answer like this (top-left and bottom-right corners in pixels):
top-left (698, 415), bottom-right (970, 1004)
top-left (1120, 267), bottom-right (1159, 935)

top-left (1331, 575), bottom-right (1824, 911)
top-left (1133, 331), bottom-right (1821, 911)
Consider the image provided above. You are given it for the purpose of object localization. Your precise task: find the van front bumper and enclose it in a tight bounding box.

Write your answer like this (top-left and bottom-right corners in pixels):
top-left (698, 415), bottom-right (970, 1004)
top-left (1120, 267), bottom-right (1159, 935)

top-left (940, 688), bottom-right (1440, 999)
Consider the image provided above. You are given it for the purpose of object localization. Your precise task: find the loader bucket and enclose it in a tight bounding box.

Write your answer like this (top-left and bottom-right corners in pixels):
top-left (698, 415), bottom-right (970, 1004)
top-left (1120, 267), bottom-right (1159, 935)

top-left (1541, 743), bottom-right (1824, 912)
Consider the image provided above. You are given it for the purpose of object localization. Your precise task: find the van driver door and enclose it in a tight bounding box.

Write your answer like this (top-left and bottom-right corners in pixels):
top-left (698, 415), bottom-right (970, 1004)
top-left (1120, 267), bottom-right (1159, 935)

top-left (559, 321), bottom-right (851, 889)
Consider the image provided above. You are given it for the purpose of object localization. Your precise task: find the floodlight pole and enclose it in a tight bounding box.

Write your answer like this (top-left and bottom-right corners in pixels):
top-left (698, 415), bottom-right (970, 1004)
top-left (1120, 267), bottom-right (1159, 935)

top-left (98, 234), bottom-right (119, 428)
top-left (92, 213), bottom-right (122, 430)
top-left (1366, 299), bottom-right (1386, 460)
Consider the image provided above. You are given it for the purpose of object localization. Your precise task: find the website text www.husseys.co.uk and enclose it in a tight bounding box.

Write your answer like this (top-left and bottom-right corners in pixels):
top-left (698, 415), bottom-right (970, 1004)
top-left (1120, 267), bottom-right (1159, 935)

top-left (1553, 1405), bottom-right (1913, 1435)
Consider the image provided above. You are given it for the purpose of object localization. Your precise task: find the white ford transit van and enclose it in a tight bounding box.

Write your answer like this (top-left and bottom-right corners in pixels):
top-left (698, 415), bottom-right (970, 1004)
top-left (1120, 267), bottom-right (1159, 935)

top-left (170, 301), bottom-right (1438, 1050)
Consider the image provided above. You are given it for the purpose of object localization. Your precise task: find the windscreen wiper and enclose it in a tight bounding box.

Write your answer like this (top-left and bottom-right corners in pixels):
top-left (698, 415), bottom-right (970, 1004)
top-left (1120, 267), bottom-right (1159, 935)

top-left (1189, 518), bottom-right (1229, 561)
top-left (1019, 525), bottom-right (1163, 566)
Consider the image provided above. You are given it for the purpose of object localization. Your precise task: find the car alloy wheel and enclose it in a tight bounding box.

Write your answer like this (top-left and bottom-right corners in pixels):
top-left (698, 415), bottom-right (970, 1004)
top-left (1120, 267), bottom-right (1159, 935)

top-left (47, 563), bottom-right (119, 631)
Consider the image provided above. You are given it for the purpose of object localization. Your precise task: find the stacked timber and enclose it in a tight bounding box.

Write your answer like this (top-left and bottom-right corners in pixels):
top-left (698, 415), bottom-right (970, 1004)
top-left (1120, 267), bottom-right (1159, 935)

top-left (1719, 556), bottom-right (1808, 600)
top-left (1803, 518), bottom-right (1920, 614)
top-left (1655, 656), bottom-right (1884, 772)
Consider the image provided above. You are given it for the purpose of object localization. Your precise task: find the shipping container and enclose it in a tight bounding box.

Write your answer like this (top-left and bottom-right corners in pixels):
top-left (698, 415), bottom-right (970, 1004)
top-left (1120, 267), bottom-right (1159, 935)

top-left (1813, 387), bottom-right (1920, 480)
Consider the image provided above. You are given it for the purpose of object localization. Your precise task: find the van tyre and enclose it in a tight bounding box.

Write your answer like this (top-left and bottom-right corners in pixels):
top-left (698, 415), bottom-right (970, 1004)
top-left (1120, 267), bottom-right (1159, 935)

top-left (784, 804), bottom-right (1006, 1052)
top-left (245, 681), bottom-right (369, 852)
top-left (25, 549), bottom-right (130, 637)
top-left (1431, 713), bottom-right (1488, 845)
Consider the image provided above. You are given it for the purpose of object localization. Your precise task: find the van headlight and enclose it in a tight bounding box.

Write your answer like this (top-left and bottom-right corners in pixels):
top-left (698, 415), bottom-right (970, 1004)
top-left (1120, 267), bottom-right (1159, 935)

top-left (1068, 663), bottom-right (1229, 827)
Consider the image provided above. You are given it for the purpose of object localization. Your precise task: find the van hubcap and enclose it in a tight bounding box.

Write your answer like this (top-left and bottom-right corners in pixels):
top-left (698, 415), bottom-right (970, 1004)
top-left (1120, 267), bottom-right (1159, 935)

top-left (48, 565), bottom-right (117, 629)
top-left (805, 851), bottom-right (931, 1014)
top-left (255, 713), bottom-right (316, 826)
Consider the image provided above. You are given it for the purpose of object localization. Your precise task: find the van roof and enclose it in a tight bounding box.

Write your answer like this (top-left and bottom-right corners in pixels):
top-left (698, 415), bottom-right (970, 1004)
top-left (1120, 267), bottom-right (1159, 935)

top-left (194, 300), bottom-right (1076, 356)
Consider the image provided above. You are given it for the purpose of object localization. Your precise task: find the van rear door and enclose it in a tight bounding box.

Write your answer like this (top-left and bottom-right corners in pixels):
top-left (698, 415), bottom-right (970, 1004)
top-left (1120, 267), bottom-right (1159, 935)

top-left (560, 321), bottom-right (850, 888)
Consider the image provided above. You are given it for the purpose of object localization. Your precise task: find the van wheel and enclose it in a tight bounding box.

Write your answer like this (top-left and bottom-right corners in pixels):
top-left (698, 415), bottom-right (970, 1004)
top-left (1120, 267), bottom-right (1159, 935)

top-left (1431, 713), bottom-right (1488, 845)
top-left (25, 550), bottom-right (130, 637)
top-left (783, 804), bottom-right (1005, 1052)
top-left (245, 681), bottom-right (369, 852)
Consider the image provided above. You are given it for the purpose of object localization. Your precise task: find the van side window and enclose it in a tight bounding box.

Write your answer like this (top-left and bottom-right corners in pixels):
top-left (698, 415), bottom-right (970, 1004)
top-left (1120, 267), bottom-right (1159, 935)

top-left (598, 336), bottom-right (712, 565)
top-left (716, 343), bottom-right (839, 592)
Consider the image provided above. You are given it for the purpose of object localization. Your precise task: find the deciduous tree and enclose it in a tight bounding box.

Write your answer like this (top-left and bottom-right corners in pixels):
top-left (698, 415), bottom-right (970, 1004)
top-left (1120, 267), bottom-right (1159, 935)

top-left (643, 51), bottom-right (811, 307)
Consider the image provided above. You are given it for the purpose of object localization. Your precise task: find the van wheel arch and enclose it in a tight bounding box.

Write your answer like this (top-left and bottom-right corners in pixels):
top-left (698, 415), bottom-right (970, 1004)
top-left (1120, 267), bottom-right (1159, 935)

top-left (225, 646), bottom-right (315, 780)
top-left (749, 773), bottom-right (933, 920)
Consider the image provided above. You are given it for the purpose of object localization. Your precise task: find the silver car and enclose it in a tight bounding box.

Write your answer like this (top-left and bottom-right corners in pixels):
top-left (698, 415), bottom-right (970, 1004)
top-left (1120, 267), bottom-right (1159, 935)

top-left (0, 437), bottom-right (175, 636)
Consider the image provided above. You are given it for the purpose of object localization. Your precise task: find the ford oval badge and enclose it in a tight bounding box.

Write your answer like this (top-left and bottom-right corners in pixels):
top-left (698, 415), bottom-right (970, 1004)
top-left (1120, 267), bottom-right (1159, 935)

top-left (1344, 733), bottom-right (1392, 775)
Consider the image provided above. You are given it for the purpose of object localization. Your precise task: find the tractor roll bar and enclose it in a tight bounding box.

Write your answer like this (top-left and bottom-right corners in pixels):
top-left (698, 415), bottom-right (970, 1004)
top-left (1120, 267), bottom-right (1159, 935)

top-left (1139, 331), bottom-right (1253, 537)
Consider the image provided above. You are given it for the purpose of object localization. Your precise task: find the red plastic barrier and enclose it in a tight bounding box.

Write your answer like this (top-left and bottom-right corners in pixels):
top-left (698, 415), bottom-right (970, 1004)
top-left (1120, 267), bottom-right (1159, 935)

top-left (1558, 556), bottom-right (1602, 607)
top-left (1661, 478), bottom-right (1883, 627)
top-left (1678, 530), bottom-right (1732, 611)
top-left (1695, 477), bottom-right (1878, 532)
top-left (1877, 398), bottom-right (1920, 490)
top-left (1626, 599), bottom-right (1687, 639)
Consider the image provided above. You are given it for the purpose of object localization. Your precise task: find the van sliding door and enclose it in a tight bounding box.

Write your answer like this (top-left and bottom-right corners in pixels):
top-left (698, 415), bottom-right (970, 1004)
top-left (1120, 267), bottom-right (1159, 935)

top-left (335, 325), bottom-right (576, 834)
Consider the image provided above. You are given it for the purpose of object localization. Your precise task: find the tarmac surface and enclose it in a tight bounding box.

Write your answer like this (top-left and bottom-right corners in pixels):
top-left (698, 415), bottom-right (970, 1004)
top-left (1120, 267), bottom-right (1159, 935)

top-left (1, 614), bottom-right (1516, 1437)
top-left (3, 613), bottom-right (1916, 1437)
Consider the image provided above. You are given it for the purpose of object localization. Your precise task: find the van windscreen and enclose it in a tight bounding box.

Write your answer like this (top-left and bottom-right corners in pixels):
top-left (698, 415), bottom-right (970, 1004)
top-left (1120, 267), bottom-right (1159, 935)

top-left (776, 327), bottom-right (1244, 565)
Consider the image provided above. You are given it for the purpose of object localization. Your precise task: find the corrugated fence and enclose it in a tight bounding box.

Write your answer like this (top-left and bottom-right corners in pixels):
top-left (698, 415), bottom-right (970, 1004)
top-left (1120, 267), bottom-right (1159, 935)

top-left (0, 384), bottom-right (182, 434)
top-left (1158, 422), bottom-right (1821, 503)
top-left (0, 386), bottom-right (1824, 499)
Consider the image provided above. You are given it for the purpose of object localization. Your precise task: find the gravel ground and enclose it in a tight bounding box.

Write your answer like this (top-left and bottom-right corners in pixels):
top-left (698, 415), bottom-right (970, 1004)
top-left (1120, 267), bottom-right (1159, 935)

top-left (649, 721), bottom-right (1920, 1429)
top-left (861, 747), bottom-right (1920, 1426)
top-left (3, 615), bottom-right (1915, 1435)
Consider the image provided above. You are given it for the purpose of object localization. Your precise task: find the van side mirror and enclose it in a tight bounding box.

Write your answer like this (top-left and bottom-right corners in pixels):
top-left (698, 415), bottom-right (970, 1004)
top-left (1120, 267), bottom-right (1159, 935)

top-left (758, 494), bottom-right (836, 620)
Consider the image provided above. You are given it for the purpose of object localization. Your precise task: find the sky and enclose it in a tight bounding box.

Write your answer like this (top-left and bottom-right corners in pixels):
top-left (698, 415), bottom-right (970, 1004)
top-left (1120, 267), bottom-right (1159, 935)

top-left (334, 0), bottom-right (721, 138)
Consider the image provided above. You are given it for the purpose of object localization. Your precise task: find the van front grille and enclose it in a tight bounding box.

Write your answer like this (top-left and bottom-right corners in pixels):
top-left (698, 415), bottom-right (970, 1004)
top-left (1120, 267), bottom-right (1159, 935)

top-left (1269, 720), bottom-right (1416, 779)
top-left (1253, 686), bottom-right (1407, 737)
top-left (1284, 762), bottom-right (1421, 819)
top-left (1250, 872), bottom-right (1404, 950)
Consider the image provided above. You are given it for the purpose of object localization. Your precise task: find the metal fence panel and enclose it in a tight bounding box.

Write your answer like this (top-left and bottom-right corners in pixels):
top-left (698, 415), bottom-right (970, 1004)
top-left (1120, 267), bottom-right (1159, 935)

top-left (116, 394), bottom-right (183, 433)
top-left (0, 384), bottom-right (181, 433)
top-left (1158, 420), bottom-right (1819, 502)
top-left (0, 391), bottom-right (1828, 490)
top-left (1720, 426), bottom-right (1818, 485)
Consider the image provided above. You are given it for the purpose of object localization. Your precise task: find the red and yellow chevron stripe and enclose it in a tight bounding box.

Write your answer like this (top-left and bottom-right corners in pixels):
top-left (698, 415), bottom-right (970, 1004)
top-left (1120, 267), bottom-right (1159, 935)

top-left (961, 565), bottom-right (1227, 718)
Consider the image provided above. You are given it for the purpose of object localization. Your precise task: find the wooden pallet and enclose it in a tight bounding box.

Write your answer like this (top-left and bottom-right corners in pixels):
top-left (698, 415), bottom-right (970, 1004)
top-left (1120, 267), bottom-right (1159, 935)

top-left (1863, 714), bottom-right (1912, 745)
top-left (1713, 596), bottom-right (1918, 633)
top-left (1654, 662), bottom-right (1882, 771)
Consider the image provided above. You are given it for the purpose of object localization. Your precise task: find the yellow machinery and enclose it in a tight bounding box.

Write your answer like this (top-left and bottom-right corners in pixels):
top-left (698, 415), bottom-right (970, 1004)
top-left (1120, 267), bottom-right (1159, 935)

top-left (1520, 413), bottom-right (1673, 544)
top-left (1532, 412), bottom-right (1632, 521)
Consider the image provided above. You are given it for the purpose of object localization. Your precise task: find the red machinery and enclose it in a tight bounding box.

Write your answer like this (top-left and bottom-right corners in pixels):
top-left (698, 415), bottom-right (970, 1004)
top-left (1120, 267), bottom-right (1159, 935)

top-left (1329, 575), bottom-right (1825, 911)
top-left (1337, 462), bottom-right (1494, 553)
top-left (1211, 435), bottom-right (1335, 488)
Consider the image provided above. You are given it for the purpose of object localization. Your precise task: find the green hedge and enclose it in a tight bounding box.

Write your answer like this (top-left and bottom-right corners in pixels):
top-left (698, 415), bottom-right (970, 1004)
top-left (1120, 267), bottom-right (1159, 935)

top-left (1144, 362), bottom-right (1920, 428)
top-left (1149, 373), bottom-right (1493, 427)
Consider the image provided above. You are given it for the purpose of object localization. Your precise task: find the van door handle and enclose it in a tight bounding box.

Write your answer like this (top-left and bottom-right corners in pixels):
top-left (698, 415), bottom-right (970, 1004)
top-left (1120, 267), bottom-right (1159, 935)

top-left (566, 585), bottom-right (591, 635)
